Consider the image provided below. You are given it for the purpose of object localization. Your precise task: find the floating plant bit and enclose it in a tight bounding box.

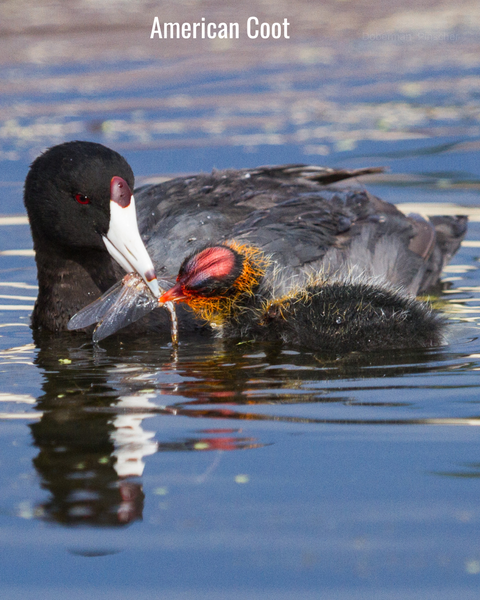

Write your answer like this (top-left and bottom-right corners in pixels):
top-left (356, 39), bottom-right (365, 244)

top-left (68, 273), bottom-right (179, 345)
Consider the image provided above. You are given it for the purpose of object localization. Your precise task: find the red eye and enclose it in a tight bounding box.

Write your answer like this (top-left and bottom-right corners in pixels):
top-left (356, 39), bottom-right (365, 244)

top-left (75, 193), bottom-right (90, 205)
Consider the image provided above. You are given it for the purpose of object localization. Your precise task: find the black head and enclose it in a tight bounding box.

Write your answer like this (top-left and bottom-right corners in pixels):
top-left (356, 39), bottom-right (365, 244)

top-left (24, 140), bottom-right (134, 254)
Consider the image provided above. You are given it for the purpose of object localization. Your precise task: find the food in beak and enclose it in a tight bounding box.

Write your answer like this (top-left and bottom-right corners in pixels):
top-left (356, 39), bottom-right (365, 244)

top-left (68, 274), bottom-right (178, 344)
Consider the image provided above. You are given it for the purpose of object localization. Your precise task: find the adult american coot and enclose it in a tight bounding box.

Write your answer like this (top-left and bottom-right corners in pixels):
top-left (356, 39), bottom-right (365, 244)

top-left (24, 141), bottom-right (159, 331)
top-left (24, 141), bottom-right (467, 349)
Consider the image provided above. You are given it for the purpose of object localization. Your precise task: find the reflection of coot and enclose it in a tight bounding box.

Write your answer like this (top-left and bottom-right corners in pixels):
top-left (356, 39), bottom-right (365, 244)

top-left (31, 412), bottom-right (145, 527)
top-left (27, 334), bottom-right (263, 528)
top-left (25, 140), bottom-right (466, 348)
top-left (27, 327), bottom-right (449, 528)
top-left (29, 334), bottom-right (145, 527)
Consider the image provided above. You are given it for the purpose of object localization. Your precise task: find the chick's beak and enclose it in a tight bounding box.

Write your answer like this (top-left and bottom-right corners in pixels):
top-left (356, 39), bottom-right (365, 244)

top-left (158, 282), bottom-right (187, 305)
top-left (102, 176), bottom-right (160, 298)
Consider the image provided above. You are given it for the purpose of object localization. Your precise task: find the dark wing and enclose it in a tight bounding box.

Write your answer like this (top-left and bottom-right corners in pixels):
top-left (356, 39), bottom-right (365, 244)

top-left (241, 165), bottom-right (384, 185)
top-left (135, 165), bottom-right (386, 278)
top-left (230, 189), bottom-right (407, 266)
top-left (134, 164), bottom-right (466, 295)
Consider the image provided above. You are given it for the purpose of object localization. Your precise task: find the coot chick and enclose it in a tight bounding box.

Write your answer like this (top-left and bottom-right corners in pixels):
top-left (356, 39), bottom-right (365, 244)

top-left (157, 242), bottom-right (446, 351)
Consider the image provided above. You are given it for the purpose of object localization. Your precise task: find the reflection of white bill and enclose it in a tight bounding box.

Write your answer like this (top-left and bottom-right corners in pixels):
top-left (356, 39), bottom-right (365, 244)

top-left (111, 394), bottom-right (159, 478)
